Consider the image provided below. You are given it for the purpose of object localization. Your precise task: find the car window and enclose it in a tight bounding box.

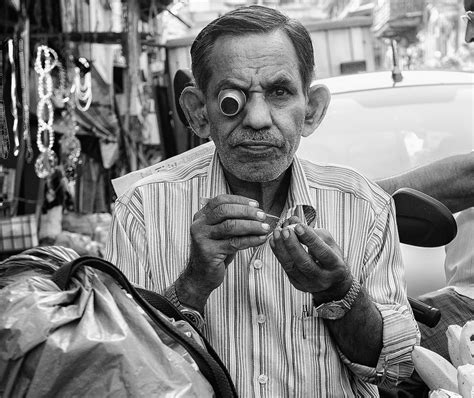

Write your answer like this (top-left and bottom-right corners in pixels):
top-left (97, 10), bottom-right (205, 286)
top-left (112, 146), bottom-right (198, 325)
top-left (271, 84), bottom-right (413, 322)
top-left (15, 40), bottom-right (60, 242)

top-left (298, 84), bottom-right (473, 180)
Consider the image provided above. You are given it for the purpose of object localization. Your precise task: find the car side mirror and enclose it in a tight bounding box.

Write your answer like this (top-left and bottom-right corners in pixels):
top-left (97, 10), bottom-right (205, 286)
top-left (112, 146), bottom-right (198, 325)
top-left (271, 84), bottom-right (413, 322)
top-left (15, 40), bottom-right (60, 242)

top-left (393, 187), bottom-right (457, 247)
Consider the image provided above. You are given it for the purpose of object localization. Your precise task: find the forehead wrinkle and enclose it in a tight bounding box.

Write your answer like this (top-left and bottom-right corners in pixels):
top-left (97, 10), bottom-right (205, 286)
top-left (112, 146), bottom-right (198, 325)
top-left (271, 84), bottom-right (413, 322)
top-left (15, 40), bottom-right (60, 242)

top-left (209, 31), bottom-right (301, 92)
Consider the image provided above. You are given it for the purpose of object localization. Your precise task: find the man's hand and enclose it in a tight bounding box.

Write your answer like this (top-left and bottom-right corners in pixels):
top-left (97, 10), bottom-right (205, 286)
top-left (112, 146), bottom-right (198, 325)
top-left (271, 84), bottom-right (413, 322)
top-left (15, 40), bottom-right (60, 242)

top-left (271, 221), bottom-right (385, 366)
top-left (177, 194), bottom-right (271, 311)
top-left (269, 221), bottom-right (353, 304)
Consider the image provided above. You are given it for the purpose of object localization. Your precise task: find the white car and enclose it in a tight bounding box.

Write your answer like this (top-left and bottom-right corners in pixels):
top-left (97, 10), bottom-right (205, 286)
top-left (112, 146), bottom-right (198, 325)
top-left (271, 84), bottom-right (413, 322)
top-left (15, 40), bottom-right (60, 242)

top-left (298, 70), bottom-right (474, 297)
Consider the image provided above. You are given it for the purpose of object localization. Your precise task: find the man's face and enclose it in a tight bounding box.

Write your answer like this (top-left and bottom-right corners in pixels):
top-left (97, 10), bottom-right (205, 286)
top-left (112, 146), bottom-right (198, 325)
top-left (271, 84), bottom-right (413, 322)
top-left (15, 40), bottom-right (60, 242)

top-left (204, 30), bottom-right (308, 182)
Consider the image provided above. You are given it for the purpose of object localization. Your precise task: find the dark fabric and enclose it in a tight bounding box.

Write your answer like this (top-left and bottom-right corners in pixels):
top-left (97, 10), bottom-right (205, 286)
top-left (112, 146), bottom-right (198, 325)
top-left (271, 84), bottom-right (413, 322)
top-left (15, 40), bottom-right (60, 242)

top-left (379, 370), bottom-right (429, 398)
top-left (418, 288), bottom-right (474, 361)
top-left (74, 136), bottom-right (110, 214)
top-left (379, 288), bottom-right (474, 398)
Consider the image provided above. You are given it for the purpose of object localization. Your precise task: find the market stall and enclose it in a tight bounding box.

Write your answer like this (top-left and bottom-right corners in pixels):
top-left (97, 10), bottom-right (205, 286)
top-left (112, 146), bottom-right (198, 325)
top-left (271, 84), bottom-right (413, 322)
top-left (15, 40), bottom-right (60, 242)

top-left (0, 0), bottom-right (170, 259)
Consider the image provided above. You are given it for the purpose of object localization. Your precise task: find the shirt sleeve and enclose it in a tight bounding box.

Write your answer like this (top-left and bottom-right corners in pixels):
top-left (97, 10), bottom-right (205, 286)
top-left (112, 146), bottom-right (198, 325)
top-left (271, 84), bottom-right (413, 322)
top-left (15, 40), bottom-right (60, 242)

top-left (104, 191), bottom-right (157, 291)
top-left (339, 197), bottom-right (420, 387)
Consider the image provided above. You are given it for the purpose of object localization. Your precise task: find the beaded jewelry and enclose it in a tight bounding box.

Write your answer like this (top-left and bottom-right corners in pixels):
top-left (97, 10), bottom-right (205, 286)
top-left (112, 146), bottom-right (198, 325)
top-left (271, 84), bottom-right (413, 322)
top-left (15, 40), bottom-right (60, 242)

top-left (19, 38), bottom-right (33, 163)
top-left (8, 40), bottom-right (20, 156)
top-left (0, 49), bottom-right (9, 159)
top-left (73, 57), bottom-right (92, 112)
top-left (54, 60), bottom-right (70, 105)
top-left (59, 102), bottom-right (82, 181)
top-left (34, 45), bottom-right (58, 179)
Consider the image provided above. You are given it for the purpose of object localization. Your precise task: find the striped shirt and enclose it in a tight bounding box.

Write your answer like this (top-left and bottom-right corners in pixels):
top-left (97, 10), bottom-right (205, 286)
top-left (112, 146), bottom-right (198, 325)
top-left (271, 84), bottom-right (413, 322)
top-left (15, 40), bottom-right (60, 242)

top-left (105, 147), bottom-right (419, 398)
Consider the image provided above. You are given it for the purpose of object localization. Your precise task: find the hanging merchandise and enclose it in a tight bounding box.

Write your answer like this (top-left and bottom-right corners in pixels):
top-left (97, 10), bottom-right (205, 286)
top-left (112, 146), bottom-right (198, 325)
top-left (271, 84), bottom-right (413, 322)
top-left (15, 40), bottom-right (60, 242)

top-left (8, 40), bottom-right (20, 157)
top-left (34, 45), bottom-right (58, 179)
top-left (73, 57), bottom-right (92, 112)
top-left (54, 60), bottom-right (70, 106)
top-left (19, 37), bottom-right (33, 163)
top-left (56, 59), bottom-right (81, 182)
top-left (59, 103), bottom-right (81, 181)
top-left (0, 49), bottom-right (9, 159)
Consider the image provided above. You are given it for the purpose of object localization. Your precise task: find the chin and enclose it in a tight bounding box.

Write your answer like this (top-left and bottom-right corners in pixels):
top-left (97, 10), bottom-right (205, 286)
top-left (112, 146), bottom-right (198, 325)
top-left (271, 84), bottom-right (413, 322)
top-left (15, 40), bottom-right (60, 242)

top-left (233, 162), bottom-right (289, 182)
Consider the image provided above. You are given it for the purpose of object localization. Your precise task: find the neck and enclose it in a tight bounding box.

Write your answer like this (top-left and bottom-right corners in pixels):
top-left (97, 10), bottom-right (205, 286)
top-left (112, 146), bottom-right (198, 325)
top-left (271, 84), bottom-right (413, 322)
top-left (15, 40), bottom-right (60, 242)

top-left (223, 166), bottom-right (292, 217)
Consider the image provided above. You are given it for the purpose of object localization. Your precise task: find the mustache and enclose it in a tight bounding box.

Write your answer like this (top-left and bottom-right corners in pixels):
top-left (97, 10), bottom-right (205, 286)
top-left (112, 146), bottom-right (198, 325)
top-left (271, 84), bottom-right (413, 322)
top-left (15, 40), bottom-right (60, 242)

top-left (229, 129), bottom-right (284, 146)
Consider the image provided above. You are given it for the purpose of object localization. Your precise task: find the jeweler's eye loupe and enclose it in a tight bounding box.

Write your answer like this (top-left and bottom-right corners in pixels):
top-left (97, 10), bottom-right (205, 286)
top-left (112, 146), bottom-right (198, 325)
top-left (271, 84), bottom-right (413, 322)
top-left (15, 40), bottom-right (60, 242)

top-left (218, 89), bottom-right (246, 117)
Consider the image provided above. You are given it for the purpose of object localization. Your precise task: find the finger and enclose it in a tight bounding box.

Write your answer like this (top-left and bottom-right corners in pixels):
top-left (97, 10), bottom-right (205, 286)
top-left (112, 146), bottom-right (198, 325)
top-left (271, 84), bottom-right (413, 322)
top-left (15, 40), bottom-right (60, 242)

top-left (312, 228), bottom-right (345, 258)
top-left (282, 215), bottom-right (301, 228)
top-left (280, 226), bottom-right (319, 273)
top-left (294, 224), bottom-right (344, 268)
top-left (270, 227), bottom-right (297, 271)
top-left (201, 194), bottom-right (259, 210)
top-left (210, 219), bottom-right (270, 239)
top-left (270, 231), bottom-right (312, 288)
top-left (205, 203), bottom-right (266, 225)
top-left (224, 234), bottom-right (268, 252)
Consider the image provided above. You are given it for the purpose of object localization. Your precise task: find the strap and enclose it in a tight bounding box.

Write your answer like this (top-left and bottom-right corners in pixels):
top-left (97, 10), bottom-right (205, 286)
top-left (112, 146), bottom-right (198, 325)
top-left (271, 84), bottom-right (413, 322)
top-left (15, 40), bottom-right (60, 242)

top-left (136, 286), bottom-right (185, 321)
top-left (52, 256), bottom-right (237, 397)
top-left (135, 286), bottom-right (232, 378)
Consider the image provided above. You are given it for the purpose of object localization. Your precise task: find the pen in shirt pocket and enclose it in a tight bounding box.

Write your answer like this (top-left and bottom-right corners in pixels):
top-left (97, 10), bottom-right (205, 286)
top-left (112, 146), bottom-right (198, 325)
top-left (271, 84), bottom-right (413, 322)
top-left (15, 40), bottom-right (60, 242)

top-left (302, 304), bottom-right (310, 339)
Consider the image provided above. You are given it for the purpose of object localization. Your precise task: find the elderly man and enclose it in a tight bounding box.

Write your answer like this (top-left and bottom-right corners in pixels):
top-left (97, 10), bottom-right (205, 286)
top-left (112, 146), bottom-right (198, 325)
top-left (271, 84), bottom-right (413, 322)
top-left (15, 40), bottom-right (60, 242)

top-left (105, 6), bottom-right (418, 397)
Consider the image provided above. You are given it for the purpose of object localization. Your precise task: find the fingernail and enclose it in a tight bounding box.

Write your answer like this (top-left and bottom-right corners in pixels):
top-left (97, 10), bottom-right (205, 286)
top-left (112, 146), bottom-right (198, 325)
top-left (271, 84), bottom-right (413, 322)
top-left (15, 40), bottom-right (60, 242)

top-left (249, 200), bottom-right (259, 207)
top-left (199, 197), bottom-right (211, 207)
top-left (282, 229), bottom-right (290, 239)
top-left (273, 228), bottom-right (281, 239)
top-left (257, 211), bottom-right (266, 220)
top-left (295, 224), bottom-right (304, 235)
top-left (262, 223), bottom-right (270, 231)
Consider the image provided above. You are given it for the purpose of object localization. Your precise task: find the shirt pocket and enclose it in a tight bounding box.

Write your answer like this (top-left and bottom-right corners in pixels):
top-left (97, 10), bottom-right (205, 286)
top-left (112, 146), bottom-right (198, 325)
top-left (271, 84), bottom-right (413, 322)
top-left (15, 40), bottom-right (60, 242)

top-left (291, 312), bottom-right (324, 341)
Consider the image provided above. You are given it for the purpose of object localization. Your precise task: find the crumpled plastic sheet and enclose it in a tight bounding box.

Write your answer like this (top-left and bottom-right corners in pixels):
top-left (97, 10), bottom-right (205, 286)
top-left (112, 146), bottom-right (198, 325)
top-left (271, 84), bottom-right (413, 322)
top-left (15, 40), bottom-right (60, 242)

top-left (429, 389), bottom-right (461, 397)
top-left (0, 267), bottom-right (214, 397)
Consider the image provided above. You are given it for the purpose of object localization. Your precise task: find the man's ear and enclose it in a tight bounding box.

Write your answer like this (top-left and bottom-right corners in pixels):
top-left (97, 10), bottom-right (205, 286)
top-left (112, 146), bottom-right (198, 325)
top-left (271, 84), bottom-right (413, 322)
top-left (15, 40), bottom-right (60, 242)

top-left (179, 86), bottom-right (210, 138)
top-left (301, 84), bottom-right (331, 138)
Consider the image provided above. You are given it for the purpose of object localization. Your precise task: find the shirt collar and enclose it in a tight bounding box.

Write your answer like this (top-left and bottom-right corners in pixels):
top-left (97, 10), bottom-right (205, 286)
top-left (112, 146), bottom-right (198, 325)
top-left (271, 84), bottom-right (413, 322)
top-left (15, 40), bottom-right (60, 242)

top-left (205, 151), bottom-right (316, 226)
top-left (205, 150), bottom-right (231, 200)
top-left (284, 156), bottom-right (317, 227)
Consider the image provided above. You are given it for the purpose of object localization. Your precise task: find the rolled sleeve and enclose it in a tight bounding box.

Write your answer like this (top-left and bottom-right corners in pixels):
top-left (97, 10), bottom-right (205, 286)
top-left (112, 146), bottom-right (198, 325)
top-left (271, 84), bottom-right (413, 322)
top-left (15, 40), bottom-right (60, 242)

top-left (338, 303), bottom-right (420, 386)
top-left (338, 194), bottom-right (420, 386)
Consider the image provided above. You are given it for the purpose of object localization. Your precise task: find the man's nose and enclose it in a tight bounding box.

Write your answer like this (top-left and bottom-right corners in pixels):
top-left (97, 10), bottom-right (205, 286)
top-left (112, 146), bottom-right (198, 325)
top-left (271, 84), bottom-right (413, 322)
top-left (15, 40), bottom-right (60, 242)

top-left (242, 93), bottom-right (272, 130)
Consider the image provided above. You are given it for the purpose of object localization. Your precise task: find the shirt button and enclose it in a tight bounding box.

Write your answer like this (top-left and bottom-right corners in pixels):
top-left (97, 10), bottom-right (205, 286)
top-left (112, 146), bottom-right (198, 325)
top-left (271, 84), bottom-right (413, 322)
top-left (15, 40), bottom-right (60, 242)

top-left (256, 314), bottom-right (266, 324)
top-left (253, 259), bottom-right (263, 269)
top-left (258, 374), bottom-right (268, 384)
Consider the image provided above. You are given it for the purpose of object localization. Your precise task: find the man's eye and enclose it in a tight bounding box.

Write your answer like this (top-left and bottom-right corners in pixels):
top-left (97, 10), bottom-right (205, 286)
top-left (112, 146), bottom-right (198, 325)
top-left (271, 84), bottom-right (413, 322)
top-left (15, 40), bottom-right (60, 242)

top-left (273, 88), bottom-right (288, 96)
top-left (270, 87), bottom-right (290, 98)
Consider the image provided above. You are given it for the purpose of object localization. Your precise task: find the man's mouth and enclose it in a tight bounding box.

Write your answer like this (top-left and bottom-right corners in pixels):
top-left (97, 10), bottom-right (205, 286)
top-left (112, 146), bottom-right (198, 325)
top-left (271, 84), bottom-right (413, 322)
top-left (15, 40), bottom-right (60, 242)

top-left (236, 142), bottom-right (278, 155)
top-left (237, 141), bottom-right (278, 149)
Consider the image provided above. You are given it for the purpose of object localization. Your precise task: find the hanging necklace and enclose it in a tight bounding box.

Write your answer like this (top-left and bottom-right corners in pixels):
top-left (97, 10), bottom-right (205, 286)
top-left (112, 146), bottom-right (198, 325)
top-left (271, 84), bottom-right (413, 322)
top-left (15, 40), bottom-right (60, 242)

top-left (19, 37), bottom-right (33, 163)
top-left (73, 57), bottom-right (92, 112)
top-left (59, 83), bottom-right (81, 182)
top-left (34, 45), bottom-right (58, 178)
top-left (54, 60), bottom-right (70, 104)
top-left (0, 48), bottom-right (9, 159)
top-left (55, 57), bottom-right (81, 181)
top-left (8, 40), bottom-right (20, 156)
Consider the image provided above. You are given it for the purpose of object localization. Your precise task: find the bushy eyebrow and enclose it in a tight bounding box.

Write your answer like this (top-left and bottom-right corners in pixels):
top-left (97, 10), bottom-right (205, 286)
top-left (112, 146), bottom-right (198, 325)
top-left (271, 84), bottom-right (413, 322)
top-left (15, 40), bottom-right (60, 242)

top-left (213, 72), bottom-right (300, 95)
top-left (266, 76), bottom-right (297, 90)
top-left (214, 78), bottom-right (246, 95)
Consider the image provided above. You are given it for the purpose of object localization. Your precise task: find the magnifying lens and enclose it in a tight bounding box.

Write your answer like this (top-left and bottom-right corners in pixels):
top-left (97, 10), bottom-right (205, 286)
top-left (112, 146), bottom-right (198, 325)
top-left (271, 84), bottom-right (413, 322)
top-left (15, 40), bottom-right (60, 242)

top-left (218, 89), bottom-right (246, 117)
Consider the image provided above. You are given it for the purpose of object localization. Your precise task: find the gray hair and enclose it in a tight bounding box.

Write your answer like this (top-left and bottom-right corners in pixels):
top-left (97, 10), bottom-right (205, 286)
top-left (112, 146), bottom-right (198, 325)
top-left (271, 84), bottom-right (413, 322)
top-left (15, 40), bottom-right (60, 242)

top-left (190, 5), bottom-right (315, 94)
